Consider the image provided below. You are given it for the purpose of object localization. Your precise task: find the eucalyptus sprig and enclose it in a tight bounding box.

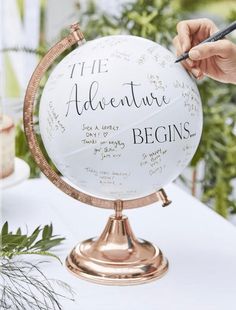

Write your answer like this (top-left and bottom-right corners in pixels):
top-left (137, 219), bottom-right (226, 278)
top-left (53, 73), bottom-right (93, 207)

top-left (0, 222), bottom-right (65, 261)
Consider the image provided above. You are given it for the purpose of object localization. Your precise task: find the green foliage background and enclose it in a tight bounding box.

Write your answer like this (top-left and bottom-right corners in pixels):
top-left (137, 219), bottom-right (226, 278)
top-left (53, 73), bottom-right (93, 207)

top-left (15, 0), bottom-right (236, 217)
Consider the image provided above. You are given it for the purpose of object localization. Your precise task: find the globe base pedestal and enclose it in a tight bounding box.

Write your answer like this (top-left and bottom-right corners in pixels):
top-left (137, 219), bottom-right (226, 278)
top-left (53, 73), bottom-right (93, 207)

top-left (65, 213), bottom-right (168, 285)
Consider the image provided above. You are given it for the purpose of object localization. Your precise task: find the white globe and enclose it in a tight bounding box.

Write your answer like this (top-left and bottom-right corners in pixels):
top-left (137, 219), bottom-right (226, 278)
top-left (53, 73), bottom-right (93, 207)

top-left (39, 35), bottom-right (202, 200)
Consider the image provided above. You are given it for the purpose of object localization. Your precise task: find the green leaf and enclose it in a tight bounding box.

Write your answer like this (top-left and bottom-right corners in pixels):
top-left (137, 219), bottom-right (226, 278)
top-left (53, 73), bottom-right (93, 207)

top-left (0, 222), bottom-right (65, 259)
top-left (32, 237), bottom-right (65, 251)
top-left (12, 250), bottom-right (63, 264)
top-left (16, 227), bottom-right (22, 235)
top-left (42, 224), bottom-right (53, 239)
top-left (1, 222), bottom-right (8, 235)
top-left (26, 226), bottom-right (41, 249)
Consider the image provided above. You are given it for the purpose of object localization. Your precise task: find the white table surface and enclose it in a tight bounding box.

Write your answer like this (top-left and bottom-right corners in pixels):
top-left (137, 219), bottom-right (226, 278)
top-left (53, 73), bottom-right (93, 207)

top-left (2, 178), bottom-right (236, 310)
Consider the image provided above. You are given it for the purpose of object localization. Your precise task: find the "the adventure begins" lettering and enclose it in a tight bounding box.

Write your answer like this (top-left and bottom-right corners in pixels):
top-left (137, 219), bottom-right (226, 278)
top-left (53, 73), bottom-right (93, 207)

top-left (63, 59), bottom-right (196, 146)
top-left (65, 81), bottom-right (170, 117)
top-left (132, 122), bottom-right (196, 144)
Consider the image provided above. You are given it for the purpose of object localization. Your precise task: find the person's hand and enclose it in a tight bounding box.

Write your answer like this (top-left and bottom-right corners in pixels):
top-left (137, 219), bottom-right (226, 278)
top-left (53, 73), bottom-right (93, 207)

top-left (173, 18), bottom-right (236, 84)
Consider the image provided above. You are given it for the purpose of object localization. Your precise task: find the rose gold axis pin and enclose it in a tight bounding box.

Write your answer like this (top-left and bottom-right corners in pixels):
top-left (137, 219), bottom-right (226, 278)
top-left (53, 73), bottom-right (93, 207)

top-left (70, 22), bottom-right (85, 43)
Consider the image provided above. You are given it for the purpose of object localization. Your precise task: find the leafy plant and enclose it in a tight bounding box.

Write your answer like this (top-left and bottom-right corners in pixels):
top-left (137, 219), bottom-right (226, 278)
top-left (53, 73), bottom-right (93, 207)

top-left (0, 222), bottom-right (74, 310)
top-left (192, 80), bottom-right (236, 216)
top-left (79, 0), bottom-right (180, 47)
top-left (0, 221), bottom-right (65, 260)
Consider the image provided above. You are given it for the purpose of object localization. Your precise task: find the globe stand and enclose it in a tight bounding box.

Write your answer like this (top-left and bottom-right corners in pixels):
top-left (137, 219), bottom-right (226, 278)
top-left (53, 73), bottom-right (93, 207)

top-left (66, 196), bottom-right (170, 285)
top-left (23, 23), bottom-right (172, 286)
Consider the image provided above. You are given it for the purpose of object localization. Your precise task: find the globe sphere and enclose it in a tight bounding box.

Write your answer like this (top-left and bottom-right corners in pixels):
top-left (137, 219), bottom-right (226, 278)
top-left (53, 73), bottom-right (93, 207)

top-left (39, 35), bottom-right (202, 200)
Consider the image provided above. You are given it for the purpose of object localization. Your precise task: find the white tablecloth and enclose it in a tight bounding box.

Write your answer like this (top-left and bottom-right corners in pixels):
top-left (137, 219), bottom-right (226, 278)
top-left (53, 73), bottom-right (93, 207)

top-left (2, 178), bottom-right (236, 310)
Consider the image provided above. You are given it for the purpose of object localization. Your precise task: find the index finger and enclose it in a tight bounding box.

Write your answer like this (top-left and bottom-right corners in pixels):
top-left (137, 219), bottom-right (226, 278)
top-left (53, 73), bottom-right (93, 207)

top-left (176, 18), bottom-right (218, 52)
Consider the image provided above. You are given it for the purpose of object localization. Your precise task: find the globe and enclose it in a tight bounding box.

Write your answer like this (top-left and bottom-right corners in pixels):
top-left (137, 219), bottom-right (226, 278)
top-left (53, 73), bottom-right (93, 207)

top-left (39, 35), bottom-right (203, 200)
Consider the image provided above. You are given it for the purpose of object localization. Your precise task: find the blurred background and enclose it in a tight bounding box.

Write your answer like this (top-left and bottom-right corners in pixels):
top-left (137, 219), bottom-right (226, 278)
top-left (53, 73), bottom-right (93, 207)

top-left (1, 0), bottom-right (236, 221)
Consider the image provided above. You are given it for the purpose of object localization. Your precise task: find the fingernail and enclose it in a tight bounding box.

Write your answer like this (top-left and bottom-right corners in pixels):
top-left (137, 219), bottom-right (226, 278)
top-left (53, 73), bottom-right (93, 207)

top-left (191, 68), bottom-right (200, 78)
top-left (189, 49), bottom-right (200, 60)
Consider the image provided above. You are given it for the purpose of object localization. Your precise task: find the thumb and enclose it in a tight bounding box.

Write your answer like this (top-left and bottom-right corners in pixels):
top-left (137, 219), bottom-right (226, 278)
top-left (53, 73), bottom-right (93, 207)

top-left (189, 40), bottom-right (233, 60)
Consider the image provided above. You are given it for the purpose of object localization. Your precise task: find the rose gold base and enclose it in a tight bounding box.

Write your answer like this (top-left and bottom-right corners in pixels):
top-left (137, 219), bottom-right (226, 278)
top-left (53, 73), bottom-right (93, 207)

top-left (66, 214), bottom-right (168, 285)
